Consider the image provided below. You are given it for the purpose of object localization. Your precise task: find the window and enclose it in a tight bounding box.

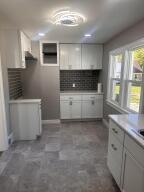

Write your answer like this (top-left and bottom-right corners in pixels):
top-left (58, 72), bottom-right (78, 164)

top-left (107, 39), bottom-right (144, 113)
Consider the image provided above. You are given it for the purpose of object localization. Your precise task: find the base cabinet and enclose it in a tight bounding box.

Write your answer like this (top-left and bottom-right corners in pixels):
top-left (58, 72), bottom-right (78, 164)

top-left (60, 93), bottom-right (103, 120)
top-left (108, 119), bottom-right (144, 192)
top-left (121, 150), bottom-right (144, 192)
top-left (60, 100), bottom-right (81, 119)
top-left (9, 100), bottom-right (42, 141)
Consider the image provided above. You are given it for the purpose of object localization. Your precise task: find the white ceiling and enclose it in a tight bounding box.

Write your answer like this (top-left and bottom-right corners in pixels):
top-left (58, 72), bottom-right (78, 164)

top-left (0, 0), bottom-right (144, 43)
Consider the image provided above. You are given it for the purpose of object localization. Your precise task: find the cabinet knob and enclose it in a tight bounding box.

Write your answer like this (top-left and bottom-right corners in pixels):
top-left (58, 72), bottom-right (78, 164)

top-left (91, 100), bottom-right (95, 105)
top-left (112, 128), bottom-right (118, 134)
top-left (111, 144), bottom-right (117, 151)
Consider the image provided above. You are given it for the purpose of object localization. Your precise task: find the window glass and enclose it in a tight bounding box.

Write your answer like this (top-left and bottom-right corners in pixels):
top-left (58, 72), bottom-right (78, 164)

top-left (112, 80), bottom-right (121, 103)
top-left (127, 83), bottom-right (141, 112)
top-left (129, 48), bottom-right (144, 81)
top-left (112, 54), bottom-right (123, 78)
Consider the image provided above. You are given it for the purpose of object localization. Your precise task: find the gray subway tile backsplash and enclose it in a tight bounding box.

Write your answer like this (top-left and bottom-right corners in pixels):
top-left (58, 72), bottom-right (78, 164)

top-left (8, 69), bottom-right (23, 100)
top-left (60, 70), bottom-right (99, 91)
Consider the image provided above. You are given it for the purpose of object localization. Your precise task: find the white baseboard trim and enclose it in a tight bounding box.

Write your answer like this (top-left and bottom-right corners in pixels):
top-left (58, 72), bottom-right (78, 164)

top-left (42, 119), bottom-right (60, 124)
top-left (102, 118), bottom-right (109, 128)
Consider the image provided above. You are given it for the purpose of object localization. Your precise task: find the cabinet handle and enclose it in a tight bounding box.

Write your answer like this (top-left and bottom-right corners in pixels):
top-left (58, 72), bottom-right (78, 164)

top-left (112, 128), bottom-right (118, 134)
top-left (111, 144), bottom-right (117, 151)
top-left (91, 100), bottom-right (95, 105)
top-left (69, 101), bottom-right (72, 105)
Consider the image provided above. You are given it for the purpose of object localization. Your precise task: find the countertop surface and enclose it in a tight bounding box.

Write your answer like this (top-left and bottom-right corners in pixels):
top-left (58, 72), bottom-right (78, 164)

top-left (109, 114), bottom-right (144, 149)
top-left (61, 90), bottom-right (103, 94)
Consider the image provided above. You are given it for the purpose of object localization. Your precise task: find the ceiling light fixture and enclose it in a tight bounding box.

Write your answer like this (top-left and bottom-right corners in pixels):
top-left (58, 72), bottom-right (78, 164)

top-left (84, 34), bottom-right (91, 37)
top-left (51, 10), bottom-right (86, 27)
top-left (38, 33), bottom-right (45, 36)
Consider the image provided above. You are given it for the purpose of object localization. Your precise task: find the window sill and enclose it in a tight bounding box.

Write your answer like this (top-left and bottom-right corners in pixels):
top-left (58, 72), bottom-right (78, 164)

top-left (106, 100), bottom-right (135, 114)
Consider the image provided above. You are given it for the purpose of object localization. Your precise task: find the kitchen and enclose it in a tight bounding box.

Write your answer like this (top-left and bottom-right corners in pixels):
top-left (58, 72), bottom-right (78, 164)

top-left (0, 0), bottom-right (144, 192)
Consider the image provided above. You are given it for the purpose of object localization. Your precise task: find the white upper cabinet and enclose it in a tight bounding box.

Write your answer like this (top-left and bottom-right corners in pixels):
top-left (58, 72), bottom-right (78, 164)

top-left (40, 41), bottom-right (59, 66)
top-left (4, 30), bottom-right (31, 69)
top-left (82, 44), bottom-right (103, 69)
top-left (60, 44), bottom-right (81, 70)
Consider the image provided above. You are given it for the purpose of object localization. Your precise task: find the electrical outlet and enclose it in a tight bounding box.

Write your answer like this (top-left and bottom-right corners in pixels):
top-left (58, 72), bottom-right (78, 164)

top-left (72, 83), bottom-right (76, 88)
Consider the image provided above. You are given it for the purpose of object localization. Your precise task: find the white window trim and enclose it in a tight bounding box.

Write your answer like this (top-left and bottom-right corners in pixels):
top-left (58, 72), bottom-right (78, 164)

top-left (107, 37), bottom-right (144, 114)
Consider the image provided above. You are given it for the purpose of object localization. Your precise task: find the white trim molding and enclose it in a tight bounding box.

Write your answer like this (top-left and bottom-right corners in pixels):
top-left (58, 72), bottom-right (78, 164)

top-left (42, 119), bottom-right (60, 124)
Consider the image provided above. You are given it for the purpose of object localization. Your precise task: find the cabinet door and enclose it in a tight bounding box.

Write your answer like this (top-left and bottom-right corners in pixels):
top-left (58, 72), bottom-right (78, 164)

top-left (60, 44), bottom-right (81, 69)
top-left (69, 44), bottom-right (81, 69)
top-left (60, 100), bottom-right (71, 119)
top-left (60, 44), bottom-right (69, 69)
top-left (121, 150), bottom-right (144, 192)
top-left (71, 100), bottom-right (81, 119)
top-left (82, 44), bottom-right (103, 69)
top-left (82, 97), bottom-right (103, 118)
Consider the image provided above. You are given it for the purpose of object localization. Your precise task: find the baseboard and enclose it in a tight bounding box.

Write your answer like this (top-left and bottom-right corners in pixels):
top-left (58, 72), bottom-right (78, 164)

top-left (42, 119), bottom-right (60, 124)
top-left (102, 118), bottom-right (109, 128)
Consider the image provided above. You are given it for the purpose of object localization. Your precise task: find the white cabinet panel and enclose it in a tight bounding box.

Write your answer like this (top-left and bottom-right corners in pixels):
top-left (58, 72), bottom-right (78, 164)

top-left (60, 44), bottom-right (81, 69)
top-left (71, 101), bottom-right (81, 119)
top-left (60, 100), bottom-right (71, 119)
top-left (9, 101), bottom-right (42, 141)
top-left (82, 44), bottom-right (103, 69)
top-left (122, 150), bottom-right (144, 192)
top-left (82, 95), bottom-right (103, 118)
top-left (4, 30), bottom-right (31, 68)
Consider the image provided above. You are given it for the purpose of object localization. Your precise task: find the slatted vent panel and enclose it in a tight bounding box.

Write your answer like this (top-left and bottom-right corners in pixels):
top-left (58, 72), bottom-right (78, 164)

top-left (8, 69), bottom-right (23, 99)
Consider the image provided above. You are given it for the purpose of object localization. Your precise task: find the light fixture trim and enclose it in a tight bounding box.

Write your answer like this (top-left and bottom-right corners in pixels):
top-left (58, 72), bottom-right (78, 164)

top-left (51, 10), bottom-right (86, 27)
top-left (84, 34), bottom-right (92, 37)
top-left (38, 33), bottom-right (45, 36)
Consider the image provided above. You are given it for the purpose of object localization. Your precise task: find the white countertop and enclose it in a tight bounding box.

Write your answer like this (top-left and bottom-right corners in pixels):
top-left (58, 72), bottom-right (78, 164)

top-left (109, 114), bottom-right (144, 148)
top-left (9, 98), bottom-right (41, 104)
top-left (61, 91), bottom-right (103, 95)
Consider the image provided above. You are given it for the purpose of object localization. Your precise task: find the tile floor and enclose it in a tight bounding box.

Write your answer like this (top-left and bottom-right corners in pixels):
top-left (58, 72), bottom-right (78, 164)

top-left (0, 121), bottom-right (120, 192)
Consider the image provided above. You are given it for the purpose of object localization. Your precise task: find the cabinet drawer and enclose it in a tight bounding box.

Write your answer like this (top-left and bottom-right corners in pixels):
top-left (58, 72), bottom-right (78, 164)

top-left (82, 94), bottom-right (103, 101)
top-left (124, 134), bottom-right (144, 167)
top-left (60, 94), bottom-right (81, 101)
top-left (109, 120), bottom-right (124, 144)
top-left (108, 131), bottom-right (123, 165)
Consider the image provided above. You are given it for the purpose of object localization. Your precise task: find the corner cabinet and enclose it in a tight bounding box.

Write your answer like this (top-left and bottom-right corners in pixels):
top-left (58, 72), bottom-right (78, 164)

top-left (4, 29), bottom-right (31, 68)
top-left (40, 41), bottom-right (59, 66)
top-left (60, 44), bottom-right (81, 70)
top-left (107, 119), bottom-right (144, 192)
top-left (82, 44), bottom-right (103, 69)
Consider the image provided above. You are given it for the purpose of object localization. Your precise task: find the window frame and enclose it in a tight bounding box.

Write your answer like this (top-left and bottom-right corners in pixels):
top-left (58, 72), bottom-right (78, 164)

top-left (107, 38), bottom-right (144, 114)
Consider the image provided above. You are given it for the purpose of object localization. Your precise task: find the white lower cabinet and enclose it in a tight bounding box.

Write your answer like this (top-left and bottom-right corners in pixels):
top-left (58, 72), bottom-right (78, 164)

top-left (60, 93), bottom-right (103, 120)
top-left (82, 95), bottom-right (103, 118)
top-left (121, 150), bottom-right (144, 192)
top-left (108, 119), bottom-right (144, 192)
top-left (60, 100), bottom-right (81, 119)
top-left (9, 99), bottom-right (42, 141)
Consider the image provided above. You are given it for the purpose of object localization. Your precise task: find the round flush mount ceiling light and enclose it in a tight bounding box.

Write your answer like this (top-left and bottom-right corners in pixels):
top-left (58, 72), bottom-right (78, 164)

top-left (51, 10), bottom-right (86, 27)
